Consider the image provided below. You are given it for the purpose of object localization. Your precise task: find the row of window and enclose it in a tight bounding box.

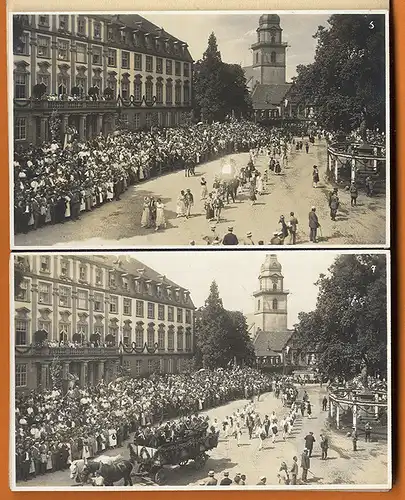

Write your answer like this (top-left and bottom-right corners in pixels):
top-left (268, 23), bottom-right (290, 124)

top-left (18, 282), bottom-right (192, 322)
top-left (16, 34), bottom-right (190, 78)
top-left (15, 355), bottom-right (185, 387)
top-left (15, 72), bottom-right (190, 104)
top-left (257, 298), bottom-right (279, 310)
top-left (24, 15), bottom-right (188, 58)
top-left (14, 108), bottom-right (190, 141)
top-left (15, 319), bottom-right (192, 350)
top-left (17, 256), bottom-right (190, 303)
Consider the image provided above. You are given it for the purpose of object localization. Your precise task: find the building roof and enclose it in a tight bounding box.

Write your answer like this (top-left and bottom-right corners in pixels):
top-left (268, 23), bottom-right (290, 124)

top-left (95, 14), bottom-right (194, 62)
top-left (251, 83), bottom-right (292, 110)
top-left (259, 14), bottom-right (281, 26)
top-left (253, 329), bottom-right (294, 357)
top-left (89, 255), bottom-right (195, 307)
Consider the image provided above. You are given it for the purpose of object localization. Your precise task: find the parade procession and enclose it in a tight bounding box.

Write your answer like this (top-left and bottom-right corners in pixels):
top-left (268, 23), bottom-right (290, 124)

top-left (10, 8), bottom-right (390, 493)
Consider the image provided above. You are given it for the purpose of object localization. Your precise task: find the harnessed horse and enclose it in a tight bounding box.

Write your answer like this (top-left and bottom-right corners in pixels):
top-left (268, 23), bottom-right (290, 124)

top-left (82, 459), bottom-right (133, 486)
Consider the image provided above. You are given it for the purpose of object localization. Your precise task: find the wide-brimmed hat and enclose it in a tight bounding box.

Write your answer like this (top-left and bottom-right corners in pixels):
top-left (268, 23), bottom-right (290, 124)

top-left (228, 226), bottom-right (233, 231)
top-left (247, 232), bottom-right (252, 237)
top-left (208, 470), bottom-right (215, 476)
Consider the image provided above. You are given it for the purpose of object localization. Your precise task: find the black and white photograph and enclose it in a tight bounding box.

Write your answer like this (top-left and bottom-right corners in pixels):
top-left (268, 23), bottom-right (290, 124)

top-left (10, 11), bottom-right (389, 249)
top-left (11, 251), bottom-right (391, 490)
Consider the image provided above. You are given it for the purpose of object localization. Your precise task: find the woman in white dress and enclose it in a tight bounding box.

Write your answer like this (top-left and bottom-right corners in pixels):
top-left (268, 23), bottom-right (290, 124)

top-left (64, 196), bottom-right (71, 219)
top-left (176, 191), bottom-right (186, 218)
top-left (155, 198), bottom-right (166, 231)
top-left (107, 182), bottom-right (114, 201)
top-left (257, 174), bottom-right (264, 195)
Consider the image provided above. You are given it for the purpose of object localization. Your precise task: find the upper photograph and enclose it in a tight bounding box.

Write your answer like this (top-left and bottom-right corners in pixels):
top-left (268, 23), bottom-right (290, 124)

top-left (10, 11), bottom-right (389, 249)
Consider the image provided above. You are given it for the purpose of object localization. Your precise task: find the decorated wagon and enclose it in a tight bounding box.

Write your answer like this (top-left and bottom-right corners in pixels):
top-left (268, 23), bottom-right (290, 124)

top-left (128, 431), bottom-right (220, 485)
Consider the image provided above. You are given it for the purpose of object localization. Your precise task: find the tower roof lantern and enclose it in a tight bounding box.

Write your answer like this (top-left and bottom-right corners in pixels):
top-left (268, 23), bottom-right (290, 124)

top-left (259, 14), bottom-right (281, 27)
top-left (260, 254), bottom-right (282, 275)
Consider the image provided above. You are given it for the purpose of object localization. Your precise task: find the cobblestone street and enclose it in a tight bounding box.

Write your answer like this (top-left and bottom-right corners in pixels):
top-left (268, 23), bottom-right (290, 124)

top-left (14, 140), bottom-right (387, 248)
top-left (18, 385), bottom-right (388, 488)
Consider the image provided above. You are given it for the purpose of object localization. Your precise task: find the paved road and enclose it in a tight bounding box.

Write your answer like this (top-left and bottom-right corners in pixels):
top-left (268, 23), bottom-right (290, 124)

top-left (17, 386), bottom-right (388, 488)
top-left (14, 140), bottom-right (386, 248)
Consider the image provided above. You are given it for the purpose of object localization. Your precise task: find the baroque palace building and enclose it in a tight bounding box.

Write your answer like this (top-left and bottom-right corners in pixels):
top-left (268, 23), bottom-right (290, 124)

top-left (13, 14), bottom-right (193, 145)
top-left (14, 254), bottom-right (195, 392)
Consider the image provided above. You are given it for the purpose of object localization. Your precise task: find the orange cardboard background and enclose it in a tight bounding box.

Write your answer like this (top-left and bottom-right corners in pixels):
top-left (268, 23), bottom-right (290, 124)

top-left (1, 1), bottom-right (402, 498)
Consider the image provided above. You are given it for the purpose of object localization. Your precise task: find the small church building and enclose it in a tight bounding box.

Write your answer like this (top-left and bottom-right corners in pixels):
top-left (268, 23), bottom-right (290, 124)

top-left (250, 254), bottom-right (317, 374)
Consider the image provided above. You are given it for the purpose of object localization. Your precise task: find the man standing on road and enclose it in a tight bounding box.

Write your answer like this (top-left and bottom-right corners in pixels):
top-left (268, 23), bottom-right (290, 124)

top-left (222, 227), bottom-right (239, 245)
top-left (329, 189), bottom-right (340, 221)
top-left (288, 212), bottom-right (298, 245)
top-left (322, 396), bottom-right (328, 411)
top-left (350, 181), bottom-right (358, 206)
top-left (290, 456), bottom-right (299, 485)
top-left (365, 422), bottom-right (372, 442)
top-left (351, 427), bottom-right (358, 451)
top-left (308, 207), bottom-right (320, 243)
top-left (320, 434), bottom-right (329, 460)
top-left (304, 432), bottom-right (316, 457)
top-left (301, 449), bottom-right (310, 482)
top-left (184, 189), bottom-right (194, 219)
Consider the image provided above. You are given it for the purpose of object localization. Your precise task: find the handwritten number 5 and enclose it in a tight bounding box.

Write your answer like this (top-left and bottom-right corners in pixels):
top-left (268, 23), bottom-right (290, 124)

top-left (369, 21), bottom-right (374, 29)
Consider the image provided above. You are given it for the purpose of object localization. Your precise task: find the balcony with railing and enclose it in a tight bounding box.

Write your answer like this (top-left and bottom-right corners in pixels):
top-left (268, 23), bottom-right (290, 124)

top-left (15, 345), bottom-right (120, 358)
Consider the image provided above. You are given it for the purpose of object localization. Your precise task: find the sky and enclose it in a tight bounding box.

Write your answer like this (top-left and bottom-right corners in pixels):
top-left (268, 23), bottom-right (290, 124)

top-left (123, 251), bottom-right (339, 328)
top-left (144, 12), bottom-right (330, 81)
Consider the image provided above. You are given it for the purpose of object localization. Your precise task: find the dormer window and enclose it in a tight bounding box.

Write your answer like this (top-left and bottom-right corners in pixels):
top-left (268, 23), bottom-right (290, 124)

top-left (109, 271), bottom-right (116, 287)
top-left (61, 259), bottom-right (70, 277)
top-left (122, 277), bottom-right (129, 291)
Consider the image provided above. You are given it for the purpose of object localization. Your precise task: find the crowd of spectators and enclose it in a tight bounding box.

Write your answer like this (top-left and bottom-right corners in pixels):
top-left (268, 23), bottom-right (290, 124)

top-left (15, 366), bottom-right (273, 482)
top-left (14, 120), bottom-right (274, 235)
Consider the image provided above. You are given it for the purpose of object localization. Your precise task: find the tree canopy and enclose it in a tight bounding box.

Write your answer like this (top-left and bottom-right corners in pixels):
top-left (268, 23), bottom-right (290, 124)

top-left (294, 254), bottom-right (387, 381)
top-left (193, 32), bottom-right (252, 122)
top-left (194, 281), bottom-right (255, 369)
top-left (291, 14), bottom-right (386, 132)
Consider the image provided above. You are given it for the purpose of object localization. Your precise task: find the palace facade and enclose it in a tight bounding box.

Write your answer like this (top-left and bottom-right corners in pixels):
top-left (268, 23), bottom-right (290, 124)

top-left (13, 14), bottom-right (193, 145)
top-left (14, 254), bottom-right (195, 391)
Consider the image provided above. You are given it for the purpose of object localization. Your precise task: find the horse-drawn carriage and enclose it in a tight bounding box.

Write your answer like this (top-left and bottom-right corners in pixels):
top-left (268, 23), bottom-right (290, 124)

top-left (128, 430), bottom-right (220, 485)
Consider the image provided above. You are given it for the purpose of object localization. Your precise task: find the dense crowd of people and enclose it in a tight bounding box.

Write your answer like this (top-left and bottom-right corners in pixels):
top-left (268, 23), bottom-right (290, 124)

top-left (14, 366), bottom-right (272, 482)
top-left (13, 120), bottom-right (276, 235)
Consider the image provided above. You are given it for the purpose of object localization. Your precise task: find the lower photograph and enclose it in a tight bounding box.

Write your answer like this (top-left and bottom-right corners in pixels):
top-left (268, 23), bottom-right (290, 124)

top-left (11, 250), bottom-right (391, 490)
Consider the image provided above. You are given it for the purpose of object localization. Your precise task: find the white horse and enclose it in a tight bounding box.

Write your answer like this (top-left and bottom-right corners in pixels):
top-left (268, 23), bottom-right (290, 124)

top-left (70, 455), bottom-right (123, 482)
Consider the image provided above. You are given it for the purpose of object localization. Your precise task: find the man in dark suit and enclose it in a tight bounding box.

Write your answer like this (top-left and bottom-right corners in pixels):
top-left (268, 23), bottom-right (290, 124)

top-left (308, 207), bottom-right (320, 242)
top-left (301, 449), bottom-right (310, 482)
top-left (222, 227), bottom-right (238, 245)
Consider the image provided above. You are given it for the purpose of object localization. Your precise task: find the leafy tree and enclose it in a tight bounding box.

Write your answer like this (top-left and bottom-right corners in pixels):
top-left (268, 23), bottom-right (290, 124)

top-left (193, 33), bottom-right (225, 122)
top-left (294, 254), bottom-right (387, 382)
top-left (193, 33), bottom-right (252, 122)
top-left (195, 281), bottom-right (255, 368)
top-left (220, 64), bottom-right (253, 118)
top-left (292, 14), bottom-right (386, 132)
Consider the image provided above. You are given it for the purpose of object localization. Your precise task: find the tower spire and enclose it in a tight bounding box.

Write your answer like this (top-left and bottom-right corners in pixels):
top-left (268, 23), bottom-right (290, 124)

top-left (251, 14), bottom-right (287, 85)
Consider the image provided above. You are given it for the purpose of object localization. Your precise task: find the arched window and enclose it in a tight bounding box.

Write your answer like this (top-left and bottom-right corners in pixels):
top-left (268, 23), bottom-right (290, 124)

top-left (271, 51), bottom-right (276, 63)
top-left (271, 35), bottom-right (275, 43)
top-left (256, 53), bottom-right (259, 63)
top-left (272, 298), bottom-right (278, 310)
top-left (258, 300), bottom-right (261, 310)
top-left (273, 283), bottom-right (277, 291)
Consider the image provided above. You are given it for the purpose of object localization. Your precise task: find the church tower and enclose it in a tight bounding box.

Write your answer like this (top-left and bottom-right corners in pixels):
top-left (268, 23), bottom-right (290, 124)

top-left (253, 254), bottom-right (289, 332)
top-left (251, 14), bottom-right (287, 86)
